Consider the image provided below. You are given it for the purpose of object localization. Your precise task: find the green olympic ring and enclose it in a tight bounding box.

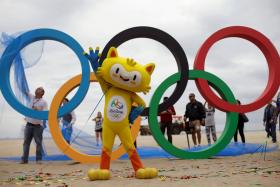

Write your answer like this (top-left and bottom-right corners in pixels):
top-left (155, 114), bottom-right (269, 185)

top-left (148, 70), bottom-right (238, 159)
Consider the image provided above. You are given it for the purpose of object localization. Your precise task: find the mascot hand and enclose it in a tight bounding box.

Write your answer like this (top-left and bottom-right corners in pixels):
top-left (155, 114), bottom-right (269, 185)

top-left (129, 106), bottom-right (144, 124)
top-left (83, 47), bottom-right (100, 72)
top-left (96, 67), bottom-right (103, 77)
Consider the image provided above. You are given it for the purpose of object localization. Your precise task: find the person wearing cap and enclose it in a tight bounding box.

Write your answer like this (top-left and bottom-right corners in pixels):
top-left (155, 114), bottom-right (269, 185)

top-left (159, 97), bottom-right (176, 144)
top-left (184, 93), bottom-right (206, 147)
top-left (21, 87), bottom-right (48, 164)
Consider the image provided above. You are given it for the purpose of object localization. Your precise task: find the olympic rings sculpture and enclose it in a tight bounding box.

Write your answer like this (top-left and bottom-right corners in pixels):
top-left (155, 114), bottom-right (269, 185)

top-left (0, 26), bottom-right (279, 162)
top-left (48, 73), bottom-right (141, 163)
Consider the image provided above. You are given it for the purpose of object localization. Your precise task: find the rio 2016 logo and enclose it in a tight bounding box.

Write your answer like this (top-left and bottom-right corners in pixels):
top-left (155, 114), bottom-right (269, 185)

top-left (0, 26), bottom-right (279, 163)
top-left (111, 99), bottom-right (124, 110)
top-left (107, 96), bottom-right (127, 122)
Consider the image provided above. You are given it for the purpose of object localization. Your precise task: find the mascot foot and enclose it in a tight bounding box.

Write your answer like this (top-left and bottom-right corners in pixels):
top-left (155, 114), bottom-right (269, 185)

top-left (136, 168), bottom-right (158, 179)
top-left (88, 169), bottom-right (110, 180)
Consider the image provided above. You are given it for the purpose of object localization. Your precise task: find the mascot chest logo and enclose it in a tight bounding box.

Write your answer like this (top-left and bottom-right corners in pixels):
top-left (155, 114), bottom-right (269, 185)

top-left (107, 96), bottom-right (127, 122)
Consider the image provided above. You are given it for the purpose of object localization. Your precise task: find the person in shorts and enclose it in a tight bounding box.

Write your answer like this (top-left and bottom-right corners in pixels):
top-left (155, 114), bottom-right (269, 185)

top-left (92, 111), bottom-right (103, 146)
top-left (184, 93), bottom-right (206, 147)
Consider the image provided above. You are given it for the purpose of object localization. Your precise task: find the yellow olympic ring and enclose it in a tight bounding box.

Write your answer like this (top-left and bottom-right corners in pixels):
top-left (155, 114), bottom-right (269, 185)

top-left (48, 72), bottom-right (141, 163)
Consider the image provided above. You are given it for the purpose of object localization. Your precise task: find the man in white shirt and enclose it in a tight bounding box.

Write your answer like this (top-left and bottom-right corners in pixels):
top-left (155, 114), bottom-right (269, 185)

top-left (21, 87), bottom-right (48, 164)
top-left (204, 102), bottom-right (217, 145)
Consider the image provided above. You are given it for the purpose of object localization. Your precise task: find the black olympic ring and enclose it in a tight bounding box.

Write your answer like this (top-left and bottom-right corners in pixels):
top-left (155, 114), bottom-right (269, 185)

top-left (100, 26), bottom-right (189, 116)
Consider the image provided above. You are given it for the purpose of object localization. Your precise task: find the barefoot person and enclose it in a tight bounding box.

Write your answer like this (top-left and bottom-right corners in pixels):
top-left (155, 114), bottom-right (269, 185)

top-left (21, 87), bottom-right (48, 164)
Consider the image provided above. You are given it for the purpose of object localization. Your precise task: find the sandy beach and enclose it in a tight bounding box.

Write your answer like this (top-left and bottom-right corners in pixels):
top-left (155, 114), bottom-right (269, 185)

top-left (0, 131), bottom-right (279, 187)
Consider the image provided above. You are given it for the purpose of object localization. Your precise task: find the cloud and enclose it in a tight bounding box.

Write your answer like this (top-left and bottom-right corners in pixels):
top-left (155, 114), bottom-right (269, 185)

top-left (0, 0), bottom-right (279, 138)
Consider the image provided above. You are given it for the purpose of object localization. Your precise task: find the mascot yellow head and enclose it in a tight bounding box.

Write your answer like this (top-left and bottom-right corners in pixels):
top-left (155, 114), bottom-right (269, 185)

top-left (98, 47), bottom-right (155, 93)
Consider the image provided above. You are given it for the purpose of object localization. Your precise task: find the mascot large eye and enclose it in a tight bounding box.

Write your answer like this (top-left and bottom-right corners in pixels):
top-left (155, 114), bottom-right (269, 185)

top-left (133, 75), bottom-right (137, 81)
top-left (116, 68), bottom-right (120, 74)
top-left (130, 71), bottom-right (142, 87)
top-left (110, 64), bottom-right (123, 75)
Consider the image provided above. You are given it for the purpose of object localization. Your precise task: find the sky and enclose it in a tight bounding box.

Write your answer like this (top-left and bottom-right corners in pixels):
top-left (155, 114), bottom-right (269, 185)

top-left (0, 0), bottom-right (279, 138)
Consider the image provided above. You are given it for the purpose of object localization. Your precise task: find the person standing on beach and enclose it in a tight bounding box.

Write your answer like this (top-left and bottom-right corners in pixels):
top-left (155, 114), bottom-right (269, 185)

top-left (92, 111), bottom-right (103, 146)
top-left (274, 92), bottom-right (280, 132)
top-left (21, 87), bottom-right (48, 164)
top-left (204, 102), bottom-right (217, 145)
top-left (234, 100), bottom-right (249, 144)
top-left (61, 98), bottom-right (76, 144)
top-left (184, 93), bottom-right (206, 147)
top-left (263, 101), bottom-right (277, 143)
top-left (159, 97), bottom-right (176, 144)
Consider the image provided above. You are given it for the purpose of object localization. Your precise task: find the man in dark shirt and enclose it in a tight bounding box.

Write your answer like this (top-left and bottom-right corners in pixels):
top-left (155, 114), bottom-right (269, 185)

top-left (184, 93), bottom-right (206, 147)
top-left (263, 101), bottom-right (277, 143)
top-left (159, 97), bottom-right (176, 144)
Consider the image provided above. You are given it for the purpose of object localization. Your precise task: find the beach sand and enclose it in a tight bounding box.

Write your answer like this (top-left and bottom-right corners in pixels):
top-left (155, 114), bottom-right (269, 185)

top-left (0, 131), bottom-right (279, 187)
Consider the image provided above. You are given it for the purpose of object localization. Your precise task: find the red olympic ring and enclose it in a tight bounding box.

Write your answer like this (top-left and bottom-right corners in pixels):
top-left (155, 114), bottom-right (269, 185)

top-left (194, 26), bottom-right (280, 113)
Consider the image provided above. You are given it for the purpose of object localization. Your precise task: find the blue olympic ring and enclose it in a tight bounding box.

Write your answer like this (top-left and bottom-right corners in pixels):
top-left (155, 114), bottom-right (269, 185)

top-left (0, 29), bottom-right (90, 120)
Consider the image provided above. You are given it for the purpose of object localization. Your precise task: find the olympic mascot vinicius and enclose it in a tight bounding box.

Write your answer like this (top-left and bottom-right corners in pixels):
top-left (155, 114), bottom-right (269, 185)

top-left (84, 47), bottom-right (158, 180)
